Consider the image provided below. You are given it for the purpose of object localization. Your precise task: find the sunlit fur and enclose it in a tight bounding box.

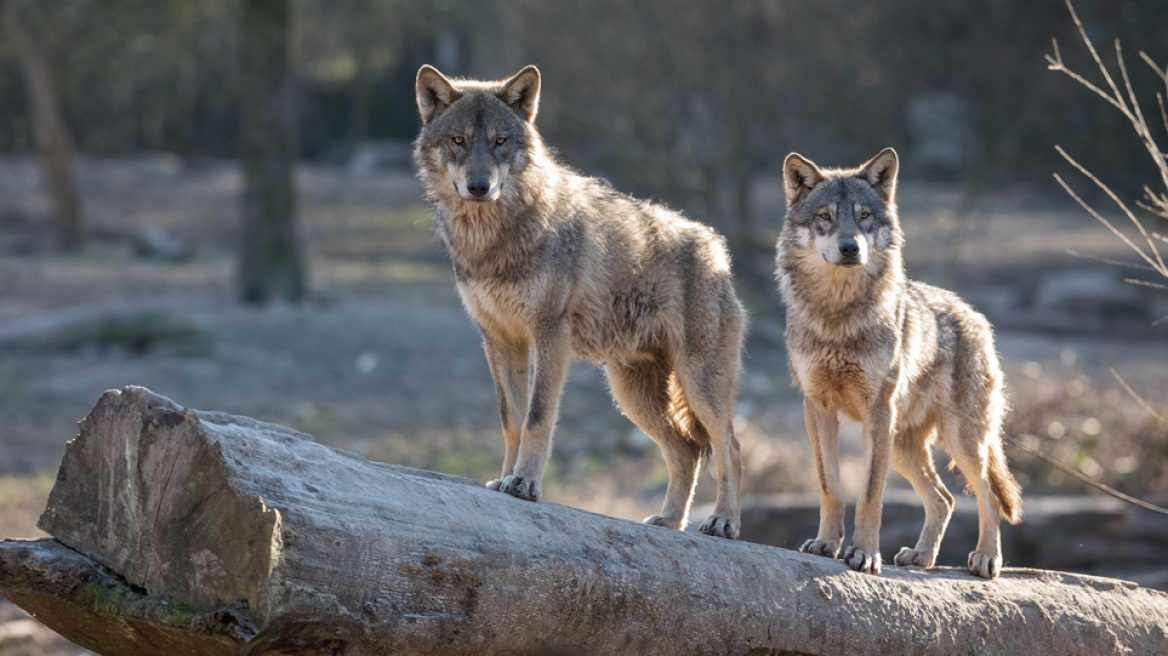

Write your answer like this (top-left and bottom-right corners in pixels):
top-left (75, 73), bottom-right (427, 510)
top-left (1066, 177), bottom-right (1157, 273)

top-left (775, 148), bottom-right (1022, 579)
top-left (413, 65), bottom-right (747, 538)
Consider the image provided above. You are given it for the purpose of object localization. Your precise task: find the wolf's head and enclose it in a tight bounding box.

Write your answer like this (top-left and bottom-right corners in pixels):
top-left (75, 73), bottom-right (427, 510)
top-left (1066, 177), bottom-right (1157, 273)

top-left (412, 65), bottom-right (541, 203)
top-left (779, 148), bottom-right (903, 270)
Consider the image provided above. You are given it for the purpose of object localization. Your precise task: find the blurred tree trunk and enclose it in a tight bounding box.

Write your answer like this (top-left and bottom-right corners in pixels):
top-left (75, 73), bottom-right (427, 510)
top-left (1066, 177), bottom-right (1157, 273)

top-left (238, 0), bottom-right (307, 304)
top-left (3, 0), bottom-right (82, 250)
top-left (348, 0), bottom-right (373, 141)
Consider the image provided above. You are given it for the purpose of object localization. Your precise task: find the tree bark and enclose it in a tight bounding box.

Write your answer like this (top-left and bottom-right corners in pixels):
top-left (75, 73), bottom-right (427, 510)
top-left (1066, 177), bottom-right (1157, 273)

top-left (238, 0), bottom-right (307, 304)
top-left (2, 385), bottom-right (1167, 655)
top-left (3, 0), bottom-right (82, 250)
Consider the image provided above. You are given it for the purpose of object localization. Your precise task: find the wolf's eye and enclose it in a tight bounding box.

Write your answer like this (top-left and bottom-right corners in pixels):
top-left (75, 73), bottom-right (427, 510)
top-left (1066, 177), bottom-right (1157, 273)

top-left (495, 136), bottom-right (508, 145)
top-left (451, 136), bottom-right (465, 145)
top-left (860, 210), bottom-right (871, 219)
top-left (817, 211), bottom-right (831, 221)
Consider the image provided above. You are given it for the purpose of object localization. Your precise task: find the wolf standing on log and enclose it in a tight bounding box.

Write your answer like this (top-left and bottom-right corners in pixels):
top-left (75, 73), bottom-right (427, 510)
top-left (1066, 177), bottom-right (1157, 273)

top-left (412, 65), bottom-right (747, 538)
top-left (775, 148), bottom-right (1022, 577)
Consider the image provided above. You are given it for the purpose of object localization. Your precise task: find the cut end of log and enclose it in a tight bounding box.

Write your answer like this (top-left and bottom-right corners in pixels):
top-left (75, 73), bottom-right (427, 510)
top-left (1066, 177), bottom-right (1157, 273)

top-left (39, 385), bottom-right (282, 622)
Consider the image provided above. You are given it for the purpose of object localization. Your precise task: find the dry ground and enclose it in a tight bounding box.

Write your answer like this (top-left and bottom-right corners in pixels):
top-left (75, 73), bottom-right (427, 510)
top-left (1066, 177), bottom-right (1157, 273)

top-left (0, 155), bottom-right (1166, 653)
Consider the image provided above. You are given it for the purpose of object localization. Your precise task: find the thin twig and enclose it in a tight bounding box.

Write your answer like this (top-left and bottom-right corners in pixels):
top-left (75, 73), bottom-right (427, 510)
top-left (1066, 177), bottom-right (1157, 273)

top-left (1066, 249), bottom-right (1156, 272)
top-left (1123, 277), bottom-right (1168, 291)
top-left (1006, 437), bottom-right (1168, 516)
top-left (1139, 51), bottom-right (1168, 182)
top-left (1118, 41), bottom-right (1149, 142)
top-left (1110, 367), bottom-right (1166, 424)
top-left (1143, 51), bottom-right (1168, 82)
top-left (1065, 0), bottom-right (1129, 117)
top-left (1158, 91), bottom-right (1168, 147)
top-left (1046, 42), bottom-right (1126, 114)
top-left (1138, 186), bottom-right (1168, 220)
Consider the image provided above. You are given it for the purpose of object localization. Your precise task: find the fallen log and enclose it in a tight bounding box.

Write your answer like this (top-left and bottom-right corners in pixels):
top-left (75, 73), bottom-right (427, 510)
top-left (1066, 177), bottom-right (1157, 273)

top-left (1, 385), bottom-right (1166, 655)
top-left (700, 490), bottom-right (1168, 588)
top-left (0, 305), bottom-right (202, 352)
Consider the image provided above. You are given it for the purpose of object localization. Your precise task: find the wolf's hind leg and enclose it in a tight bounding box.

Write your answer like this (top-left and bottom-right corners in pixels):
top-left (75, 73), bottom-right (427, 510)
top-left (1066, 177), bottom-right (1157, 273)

top-left (606, 361), bottom-right (703, 530)
top-left (677, 358), bottom-right (742, 540)
top-left (940, 413), bottom-right (1004, 579)
top-left (892, 422), bottom-right (954, 569)
top-left (953, 452), bottom-right (1003, 579)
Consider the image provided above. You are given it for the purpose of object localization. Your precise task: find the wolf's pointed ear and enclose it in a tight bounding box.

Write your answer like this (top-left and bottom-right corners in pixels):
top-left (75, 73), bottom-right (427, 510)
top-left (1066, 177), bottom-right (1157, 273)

top-left (783, 153), bottom-right (824, 205)
top-left (858, 147), bottom-right (899, 201)
top-left (499, 65), bottom-right (541, 123)
top-left (416, 65), bottom-right (460, 124)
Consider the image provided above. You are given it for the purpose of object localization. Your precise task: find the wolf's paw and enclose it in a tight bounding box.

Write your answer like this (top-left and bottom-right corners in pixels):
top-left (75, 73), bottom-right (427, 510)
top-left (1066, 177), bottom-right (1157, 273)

top-left (843, 546), bottom-right (882, 575)
top-left (488, 475), bottom-right (542, 502)
top-left (698, 514), bottom-right (739, 539)
top-left (643, 514), bottom-right (684, 530)
top-left (894, 546), bottom-right (937, 568)
top-left (799, 539), bottom-right (842, 559)
top-left (967, 551), bottom-right (1001, 579)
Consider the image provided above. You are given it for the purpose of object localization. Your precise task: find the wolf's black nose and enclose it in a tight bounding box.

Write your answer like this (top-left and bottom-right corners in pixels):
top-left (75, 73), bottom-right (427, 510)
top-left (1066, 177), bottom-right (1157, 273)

top-left (839, 240), bottom-right (860, 258)
top-left (466, 178), bottom-right (491, 197)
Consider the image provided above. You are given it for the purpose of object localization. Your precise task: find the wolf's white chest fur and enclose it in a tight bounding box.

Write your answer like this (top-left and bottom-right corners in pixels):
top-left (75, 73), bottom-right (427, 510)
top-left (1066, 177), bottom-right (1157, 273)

top-left (456, 275), bottom-right (545, 345)
top-left (791, 344), bottom-right (887, 422)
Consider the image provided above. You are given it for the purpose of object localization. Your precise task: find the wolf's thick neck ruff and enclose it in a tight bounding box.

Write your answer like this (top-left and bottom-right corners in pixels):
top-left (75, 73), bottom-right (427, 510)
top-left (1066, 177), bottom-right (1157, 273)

top-left (778, 238), bottom-right (907, 344)
top-left (427, 140), bottom-right (563, 267)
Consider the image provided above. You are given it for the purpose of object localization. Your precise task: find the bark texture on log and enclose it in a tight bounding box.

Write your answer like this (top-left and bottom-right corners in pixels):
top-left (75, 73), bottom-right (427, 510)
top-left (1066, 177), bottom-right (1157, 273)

top-left (3, 385), bottom-right (1168, 655)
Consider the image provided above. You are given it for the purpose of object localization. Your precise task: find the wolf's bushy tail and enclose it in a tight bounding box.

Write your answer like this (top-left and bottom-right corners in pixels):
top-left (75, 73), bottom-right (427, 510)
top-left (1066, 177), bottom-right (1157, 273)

top-left (988, 442), bottom-right (1023, 524)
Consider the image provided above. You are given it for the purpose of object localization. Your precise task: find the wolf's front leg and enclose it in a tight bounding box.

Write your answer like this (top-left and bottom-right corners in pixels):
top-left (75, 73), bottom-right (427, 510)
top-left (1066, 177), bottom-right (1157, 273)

top-left (494, 325), bottom-right (571, 502)
top-left (846, 391), bottom-right (897, 575)
top-left (800, 399), bottom-right (845, 558)
top-left (481, 333), bottom-right (530, 491)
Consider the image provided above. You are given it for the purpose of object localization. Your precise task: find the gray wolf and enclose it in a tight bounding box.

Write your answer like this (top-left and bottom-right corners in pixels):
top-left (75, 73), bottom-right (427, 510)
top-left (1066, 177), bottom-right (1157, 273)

top-left (774, 148), bottom-right (1022, 577)
top-left (412, 64), bottom-right (747, 538)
